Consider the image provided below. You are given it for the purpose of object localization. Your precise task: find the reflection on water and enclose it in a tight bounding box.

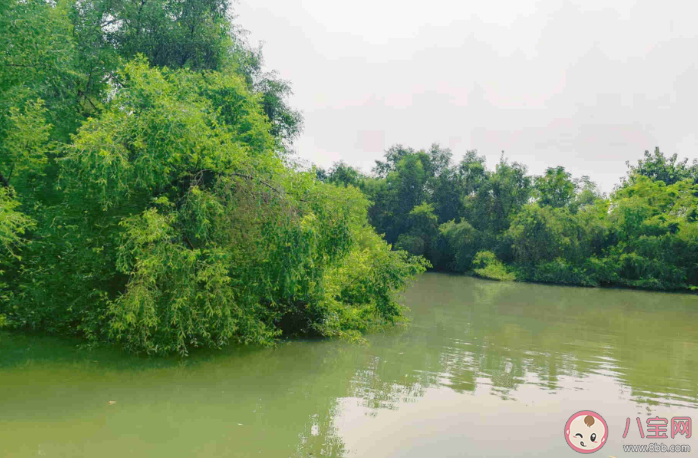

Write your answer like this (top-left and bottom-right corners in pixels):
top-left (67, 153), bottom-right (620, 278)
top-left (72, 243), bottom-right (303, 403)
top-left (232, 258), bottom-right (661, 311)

top-left (1, 273), bottom-right (697, 457)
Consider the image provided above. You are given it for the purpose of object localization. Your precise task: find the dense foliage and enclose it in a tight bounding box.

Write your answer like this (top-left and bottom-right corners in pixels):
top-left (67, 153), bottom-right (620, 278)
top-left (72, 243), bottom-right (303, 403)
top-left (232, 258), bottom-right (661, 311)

top-left (319, 146), bottom-right (698, 291)
top-left (0, 0), bottom-right (426, 354)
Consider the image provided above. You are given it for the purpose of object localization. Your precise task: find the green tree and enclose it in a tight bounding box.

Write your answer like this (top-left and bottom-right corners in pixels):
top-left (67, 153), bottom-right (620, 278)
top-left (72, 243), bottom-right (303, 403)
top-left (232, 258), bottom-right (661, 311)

top-left (461, 156), bottom-right (532, 261)
top-left (0, 99), bottom-right (52, 195)
top-left (0, 188), bottom-right (34, 258)
top-left (326, 162), bottom-right (365, 188)
top-left (372, 144), bottom-right (415, 178)
top-left (534, 166), bottom-right (576, 208)
top-left (622, 147), bottom-right (697, 187)
top-left (367, 152), bottom-right (429, 244)
top-left (2, 60), bottom-right (425, 354)
top-left (0, 0), bottom-right (94, 140)
top-left (395, 202), bottom-right (439, 258)
top-left (604, 176), bottom-right (698, 289)
top-left (437, 220), bottom-right (481, 272)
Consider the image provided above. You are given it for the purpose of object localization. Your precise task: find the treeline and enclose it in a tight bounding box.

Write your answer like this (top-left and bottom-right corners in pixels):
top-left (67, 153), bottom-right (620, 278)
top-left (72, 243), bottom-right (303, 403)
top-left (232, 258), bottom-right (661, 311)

top-left (318, 145), bottom-right (698, 290)
top-left (0, 0), bottom-right (426, 354)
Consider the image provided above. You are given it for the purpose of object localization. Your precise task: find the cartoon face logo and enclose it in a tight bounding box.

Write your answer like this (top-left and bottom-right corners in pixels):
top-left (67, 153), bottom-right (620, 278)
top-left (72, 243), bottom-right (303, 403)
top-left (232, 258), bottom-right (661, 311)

top-left (564, 411), bottom-right (608, 453)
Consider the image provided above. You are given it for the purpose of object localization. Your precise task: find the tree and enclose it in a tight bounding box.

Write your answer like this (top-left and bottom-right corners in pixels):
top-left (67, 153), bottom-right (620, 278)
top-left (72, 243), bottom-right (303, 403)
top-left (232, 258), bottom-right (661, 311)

top-left (395, 202), bottom-right (439, 258)
top-left (0, 40), bottom-right (426, 354)
top-left (367, 144), bottom-right (457, 245)
top-left (457, 150), bottom-right (489, 197)
top-left (534, 166), bottom-right (576, 208)
top-left (604, 176), bottom-right (698, 289)
top-left (366, 152), bottom-right (429, 244)
top-left (437, 220), bottom-right (481, 272)
top-left (0, 189), bottom-right (34, 258)
top-left (0, 0), bottom-right (94, 140)
top-left (623, 147), bottom-right (697, 187)
top-left (87, 0), bottom-right (231, 70)
top-left (569, 176), bottom-right (605, 213)
top-left (326, 162), bottom-right (365, 188)
top-left (372, 145), bottom-right (415, 178)
top-left (464, 156), bottom-right (532, 236)
top-left (0, 99), bottom-right (52, 195)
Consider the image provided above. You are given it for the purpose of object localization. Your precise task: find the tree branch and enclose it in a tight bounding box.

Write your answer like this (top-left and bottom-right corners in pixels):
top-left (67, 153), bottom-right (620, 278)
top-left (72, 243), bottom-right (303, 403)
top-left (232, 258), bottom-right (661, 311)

top-left (230, 172), bottom-right (284, 196)
top-left (189, 169), bottom-right (308, 203)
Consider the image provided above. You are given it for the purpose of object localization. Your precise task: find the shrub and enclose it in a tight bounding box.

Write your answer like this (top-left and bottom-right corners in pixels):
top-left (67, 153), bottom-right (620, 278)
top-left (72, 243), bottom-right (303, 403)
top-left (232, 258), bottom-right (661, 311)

top-left (531, 258), bottom-right (598, 286)
top-left (472, 251), bottom-right (515, 281)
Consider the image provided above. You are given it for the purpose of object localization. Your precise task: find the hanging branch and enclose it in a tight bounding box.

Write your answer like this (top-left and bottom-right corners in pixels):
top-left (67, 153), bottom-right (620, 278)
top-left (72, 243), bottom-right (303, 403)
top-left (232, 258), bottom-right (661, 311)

top-left (230, 172), bottom-right (284, 196)
top-left (188, 169), bottom-right (307, 202)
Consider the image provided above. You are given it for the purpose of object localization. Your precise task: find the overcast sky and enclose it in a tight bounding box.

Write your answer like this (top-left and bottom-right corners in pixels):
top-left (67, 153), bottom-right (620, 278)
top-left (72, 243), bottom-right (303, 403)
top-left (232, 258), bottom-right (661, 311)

top-left (236, 0), bottom-right (698, 193)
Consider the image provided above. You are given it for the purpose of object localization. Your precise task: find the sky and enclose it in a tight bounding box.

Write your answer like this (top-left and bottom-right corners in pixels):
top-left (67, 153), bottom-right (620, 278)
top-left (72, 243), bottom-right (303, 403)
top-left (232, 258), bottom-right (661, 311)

top-left (236, 0), bottom-right (698, 193)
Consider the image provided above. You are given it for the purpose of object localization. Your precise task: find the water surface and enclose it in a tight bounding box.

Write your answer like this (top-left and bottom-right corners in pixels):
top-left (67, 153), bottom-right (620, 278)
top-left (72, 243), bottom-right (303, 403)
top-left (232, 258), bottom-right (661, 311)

top-left (2, 273), bottom-right (698, 457)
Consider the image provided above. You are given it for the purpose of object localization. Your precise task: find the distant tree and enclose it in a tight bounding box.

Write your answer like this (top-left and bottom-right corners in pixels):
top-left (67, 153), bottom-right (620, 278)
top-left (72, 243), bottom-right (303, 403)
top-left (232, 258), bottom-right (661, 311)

top-left (372, 145), bottom-right (415, 178)
top-left (424, 143), bottom-right (452, 178)
top-left (457, 150), bottom-right (488, 197)
top-left (395, 202), bottom-right (439, 258)
top-left (430, 166), bottom-right (463, 224)
top-left (623, 147), bottom-right (697, 187)
top-left (437, 220), bottom-right (480, 272)
top-left (464, 157), bottom-right (532, 235)
top-left (315, 167), bottom-right (328, 182)
top-left (327, 162), bottom-right (365, 188)
top-left (569, 176), bottom-right (605, 213)
top-left (534, 166), bottom-right (577, 208)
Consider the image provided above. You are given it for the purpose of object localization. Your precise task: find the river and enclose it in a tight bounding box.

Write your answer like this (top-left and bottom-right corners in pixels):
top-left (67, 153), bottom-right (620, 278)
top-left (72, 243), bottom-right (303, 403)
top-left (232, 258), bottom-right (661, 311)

top-left (1, 273), bottom-right (697, 457)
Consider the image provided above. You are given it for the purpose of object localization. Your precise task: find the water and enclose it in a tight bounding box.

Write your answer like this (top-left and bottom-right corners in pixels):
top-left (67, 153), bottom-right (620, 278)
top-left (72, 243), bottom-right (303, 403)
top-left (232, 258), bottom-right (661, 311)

top-left (2, 273), bottom-right (698, 457)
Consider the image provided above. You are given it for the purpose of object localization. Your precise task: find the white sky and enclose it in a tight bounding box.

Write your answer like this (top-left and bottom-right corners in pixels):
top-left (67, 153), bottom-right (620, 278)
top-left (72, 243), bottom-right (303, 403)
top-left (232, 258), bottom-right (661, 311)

top-left (236, 0), bottom-right (698, 193)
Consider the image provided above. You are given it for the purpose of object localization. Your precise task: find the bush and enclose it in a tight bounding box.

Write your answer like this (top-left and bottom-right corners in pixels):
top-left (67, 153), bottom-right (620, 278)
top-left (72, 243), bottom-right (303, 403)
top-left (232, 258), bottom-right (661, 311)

top-left (531, 258), bottom-right (598, 286)
top-left (472, 251), bottom-right (515, 281)
top-left (395, 234), bottom-right (425, 256)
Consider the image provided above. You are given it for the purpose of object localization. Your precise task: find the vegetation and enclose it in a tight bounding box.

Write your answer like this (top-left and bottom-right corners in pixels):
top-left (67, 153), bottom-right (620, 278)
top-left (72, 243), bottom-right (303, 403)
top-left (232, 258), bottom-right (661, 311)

top-left (2, 0), bottom-right (695, 357)
top-left (319, 146), bottom-right (698, 291)
top-left (472, 251), bottom-right (515, 281)
top-left (0, 0), bottom-right (427, 354)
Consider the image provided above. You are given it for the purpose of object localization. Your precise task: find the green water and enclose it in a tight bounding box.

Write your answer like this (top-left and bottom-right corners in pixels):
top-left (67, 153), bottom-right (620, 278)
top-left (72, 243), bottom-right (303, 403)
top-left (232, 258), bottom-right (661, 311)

top-left (2, 273), bottom-right (698, 457)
